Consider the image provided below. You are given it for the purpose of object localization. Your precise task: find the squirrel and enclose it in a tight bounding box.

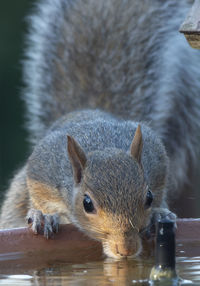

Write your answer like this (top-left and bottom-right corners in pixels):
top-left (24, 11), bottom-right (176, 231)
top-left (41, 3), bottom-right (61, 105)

top-left (0, 0), bottom-right (200, 258)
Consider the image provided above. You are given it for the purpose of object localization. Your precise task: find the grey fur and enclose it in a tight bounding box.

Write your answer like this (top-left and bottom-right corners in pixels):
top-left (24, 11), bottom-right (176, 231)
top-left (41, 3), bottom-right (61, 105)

top-left (26, 110), bottom-right (168, 236)
top-left (27, 110), bottom-right (168, 207)
top-left (23, 0), bottom-right (200, 195)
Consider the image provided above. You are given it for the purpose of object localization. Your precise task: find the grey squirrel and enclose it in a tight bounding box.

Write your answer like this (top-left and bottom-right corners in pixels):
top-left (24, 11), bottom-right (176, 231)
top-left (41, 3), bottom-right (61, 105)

top-left (0, 0), bottom-right (199, 258)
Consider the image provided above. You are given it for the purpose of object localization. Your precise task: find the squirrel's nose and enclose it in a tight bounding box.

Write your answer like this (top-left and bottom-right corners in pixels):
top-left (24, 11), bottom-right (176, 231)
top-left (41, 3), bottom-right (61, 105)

top-left (115, 243), bottom-right (134, 257)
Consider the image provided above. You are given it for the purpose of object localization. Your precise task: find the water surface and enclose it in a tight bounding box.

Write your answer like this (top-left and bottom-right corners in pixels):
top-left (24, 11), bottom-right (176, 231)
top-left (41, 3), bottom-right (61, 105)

top-left (0, 238), bottom-right (199, 285)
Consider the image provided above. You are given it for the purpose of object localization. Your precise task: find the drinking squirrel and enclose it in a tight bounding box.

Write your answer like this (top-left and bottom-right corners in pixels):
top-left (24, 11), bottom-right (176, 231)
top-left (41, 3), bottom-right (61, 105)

top-left (0, 0), bottom-right (200, 259)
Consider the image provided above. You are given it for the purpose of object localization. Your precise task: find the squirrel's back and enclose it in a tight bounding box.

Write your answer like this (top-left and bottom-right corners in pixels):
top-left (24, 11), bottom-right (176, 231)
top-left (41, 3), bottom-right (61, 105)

top-left (24, 0), bottom-right (200, 193)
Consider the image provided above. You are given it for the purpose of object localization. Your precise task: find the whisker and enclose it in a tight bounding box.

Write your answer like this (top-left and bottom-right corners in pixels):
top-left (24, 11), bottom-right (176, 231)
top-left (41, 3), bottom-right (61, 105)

top-left (129, 218), bottom-right (139, 233)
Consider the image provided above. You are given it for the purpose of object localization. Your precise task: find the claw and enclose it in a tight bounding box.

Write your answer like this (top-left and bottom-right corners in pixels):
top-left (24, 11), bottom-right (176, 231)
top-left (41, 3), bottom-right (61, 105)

top-left (52, 213), bottom-right (59, 233)
top-left (26, 209), bottom-right (59, 237)
top-left (44, 215), bottom-right (53, 239)
top-left (27, 209), bottom-right (44, 234)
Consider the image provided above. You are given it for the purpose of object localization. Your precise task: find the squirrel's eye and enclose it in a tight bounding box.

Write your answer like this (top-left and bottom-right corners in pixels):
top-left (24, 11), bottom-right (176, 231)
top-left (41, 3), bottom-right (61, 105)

top-left (145, 189), bottom-right (153, 209)
top-left (83, 194), bottom-right (95, 213)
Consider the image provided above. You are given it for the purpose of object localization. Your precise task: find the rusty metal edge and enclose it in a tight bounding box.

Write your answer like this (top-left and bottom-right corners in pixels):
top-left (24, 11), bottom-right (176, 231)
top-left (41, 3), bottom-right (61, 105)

top-left (0, 219), bottom-right (199, 253)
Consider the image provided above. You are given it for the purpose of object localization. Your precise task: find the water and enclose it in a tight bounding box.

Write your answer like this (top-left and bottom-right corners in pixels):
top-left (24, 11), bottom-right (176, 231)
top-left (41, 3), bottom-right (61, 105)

top-left (0, 254), bottom-right (200, 285)
top-left (0, 236), bottom-right (199, 286)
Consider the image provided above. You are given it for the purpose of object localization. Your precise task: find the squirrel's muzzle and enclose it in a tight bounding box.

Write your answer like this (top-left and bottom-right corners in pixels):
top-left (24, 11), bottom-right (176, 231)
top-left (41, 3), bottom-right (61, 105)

top-left (103, 234), bottom-right (142, 259)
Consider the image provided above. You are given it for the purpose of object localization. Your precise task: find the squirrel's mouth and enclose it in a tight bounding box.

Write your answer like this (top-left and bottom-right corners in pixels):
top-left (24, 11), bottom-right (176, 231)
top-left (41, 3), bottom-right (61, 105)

top-left (102, 238), bottom-right (142, 259)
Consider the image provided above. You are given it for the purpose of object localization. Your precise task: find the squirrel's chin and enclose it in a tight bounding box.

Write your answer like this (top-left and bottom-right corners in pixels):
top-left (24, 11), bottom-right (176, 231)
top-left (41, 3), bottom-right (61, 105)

top-left (102, 240), bottom-right (142, 259)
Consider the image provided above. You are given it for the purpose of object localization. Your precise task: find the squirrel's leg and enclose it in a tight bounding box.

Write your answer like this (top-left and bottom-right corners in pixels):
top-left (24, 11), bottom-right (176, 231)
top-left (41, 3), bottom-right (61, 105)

top-left (26, 177), bottom-right (69, 238)
top-left (149, 192), bottom-right (177, 234)
top-left (26, 209), bottom-right (59, 238)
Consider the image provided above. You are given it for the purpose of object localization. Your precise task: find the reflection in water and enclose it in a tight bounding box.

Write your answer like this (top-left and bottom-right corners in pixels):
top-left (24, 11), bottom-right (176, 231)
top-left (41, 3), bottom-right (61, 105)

top-left (0, 257), bottom-right (200, 286)
top-left (0, 275), bottom-right (33, 285)
top-left (33, 258), bottom-right (152, 286)
top-left (178, 257), bottom-right (200, 284)
top-left (0, 257), bottom-right (200, 285)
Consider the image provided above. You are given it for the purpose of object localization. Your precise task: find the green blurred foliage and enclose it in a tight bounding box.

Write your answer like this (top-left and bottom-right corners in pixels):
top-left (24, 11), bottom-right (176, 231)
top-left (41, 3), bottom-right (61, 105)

top-left (0, 1), bottom-right (35, 200)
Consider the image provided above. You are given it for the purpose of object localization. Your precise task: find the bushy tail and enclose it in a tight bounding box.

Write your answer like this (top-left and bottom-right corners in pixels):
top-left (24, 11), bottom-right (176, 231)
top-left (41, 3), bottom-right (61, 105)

top-left (23, 0), bottom-right (200, 193)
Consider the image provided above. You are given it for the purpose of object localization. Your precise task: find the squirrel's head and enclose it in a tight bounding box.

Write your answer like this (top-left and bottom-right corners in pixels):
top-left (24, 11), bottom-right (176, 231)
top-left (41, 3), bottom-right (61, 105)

top-left (67, 126), bottom-right (155, 259)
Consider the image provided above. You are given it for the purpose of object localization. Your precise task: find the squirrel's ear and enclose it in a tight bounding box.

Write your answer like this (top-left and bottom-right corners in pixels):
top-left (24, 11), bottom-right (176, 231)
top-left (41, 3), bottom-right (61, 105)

top-left (130, 125), bottom-right (143, 165)
top-left (67, 135), bottom-right (87, 184)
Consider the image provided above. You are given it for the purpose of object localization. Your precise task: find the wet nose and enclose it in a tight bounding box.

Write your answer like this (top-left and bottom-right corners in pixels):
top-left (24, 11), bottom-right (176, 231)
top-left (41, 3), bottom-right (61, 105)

top-left (116, 243), bottom-right (135, 257)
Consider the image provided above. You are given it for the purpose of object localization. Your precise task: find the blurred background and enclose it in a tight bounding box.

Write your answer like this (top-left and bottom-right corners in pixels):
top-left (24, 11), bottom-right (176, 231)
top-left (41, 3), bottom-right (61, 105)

top-left (0, 0), bottom-right (200, 217)
top-left (0, 1), bottom-right (34, 201)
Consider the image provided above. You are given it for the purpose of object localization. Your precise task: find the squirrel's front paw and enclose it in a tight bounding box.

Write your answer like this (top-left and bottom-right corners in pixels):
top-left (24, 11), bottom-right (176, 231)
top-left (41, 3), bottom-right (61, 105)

top-left (26, 209), bottom-right (59, 239)
top-left (141, 208), bottom-right (176, 239)
top-left (151, 208), bottom-right (176, 224)
top-left (149, 208), bottom-right (176, 235)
